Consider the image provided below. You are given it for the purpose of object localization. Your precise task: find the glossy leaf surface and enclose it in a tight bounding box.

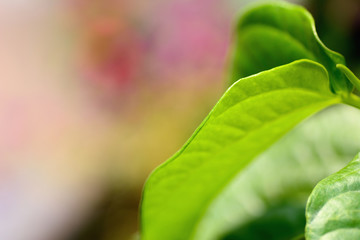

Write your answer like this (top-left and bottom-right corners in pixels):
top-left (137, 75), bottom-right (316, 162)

top-left (141, 60), bottom-right (338, 240)
top-left (194, 105), bottom-right (360, 240)
top-left (306, 153), bottom-right (360, 240)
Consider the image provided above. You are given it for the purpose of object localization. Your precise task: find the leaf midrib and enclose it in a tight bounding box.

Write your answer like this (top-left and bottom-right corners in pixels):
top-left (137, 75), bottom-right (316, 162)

top-left (213, 87), bottom-right (331, 120)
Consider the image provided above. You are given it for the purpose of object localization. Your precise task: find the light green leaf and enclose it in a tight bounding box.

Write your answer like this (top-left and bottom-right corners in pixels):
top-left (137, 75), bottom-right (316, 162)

top-left (229, 2), bottom-right (352, 94)
top-left (305, 153), bottom-right (360, 240)
top-left (195, 105), bottom-right (360, 240)
top-left (140, 60), bottom-right (338, 240)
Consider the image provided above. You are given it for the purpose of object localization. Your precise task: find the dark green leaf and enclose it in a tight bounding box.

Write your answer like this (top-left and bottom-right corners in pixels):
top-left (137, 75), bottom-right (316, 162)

top-left (221, 203), bottom-right (306, 240)
top-left (229, 2), bottom-right (352, 94)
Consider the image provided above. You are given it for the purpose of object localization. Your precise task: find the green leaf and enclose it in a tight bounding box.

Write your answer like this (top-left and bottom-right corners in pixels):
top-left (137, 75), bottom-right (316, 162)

top-left (140, 60), bottom-right (338, 240)
top-left (194, 105), bottom-right (360, 240)
top-left (305, 153), bottom-right (360, 240)
top-left (229, 2), bottom-right (352, 94)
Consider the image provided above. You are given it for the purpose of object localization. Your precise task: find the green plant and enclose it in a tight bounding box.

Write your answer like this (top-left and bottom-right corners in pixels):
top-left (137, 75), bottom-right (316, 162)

top-left (140, 2), bottom-right (360, 240)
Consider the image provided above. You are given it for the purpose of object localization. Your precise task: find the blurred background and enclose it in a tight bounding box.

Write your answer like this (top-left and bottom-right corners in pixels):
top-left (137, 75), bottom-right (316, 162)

top-left (1, 0), bottom-right (360, 239)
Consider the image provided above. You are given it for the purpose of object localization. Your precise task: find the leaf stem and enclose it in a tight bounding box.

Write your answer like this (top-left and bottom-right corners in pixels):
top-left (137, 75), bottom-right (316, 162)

top-left (343, 94), bottom-right (360, 109)
top-left (336, 64), bottom-right (360, 93)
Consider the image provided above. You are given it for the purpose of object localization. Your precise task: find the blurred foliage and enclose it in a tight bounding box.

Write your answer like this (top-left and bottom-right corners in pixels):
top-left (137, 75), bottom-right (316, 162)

top-left (70, 188), bottom-right (140, 240)
top-left (221, 203), bottom-right (305, 240)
